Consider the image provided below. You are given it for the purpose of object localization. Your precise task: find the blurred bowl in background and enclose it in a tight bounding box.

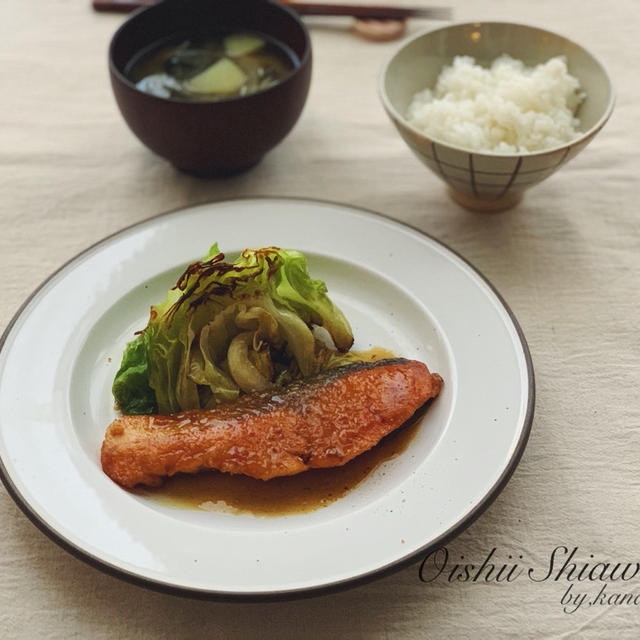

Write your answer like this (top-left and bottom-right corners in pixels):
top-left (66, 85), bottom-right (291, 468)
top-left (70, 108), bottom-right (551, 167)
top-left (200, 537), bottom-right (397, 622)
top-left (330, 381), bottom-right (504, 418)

top-left (109, 0), bottom-right (311, 176)
top-left (379, 22), bottom-right (614, 211)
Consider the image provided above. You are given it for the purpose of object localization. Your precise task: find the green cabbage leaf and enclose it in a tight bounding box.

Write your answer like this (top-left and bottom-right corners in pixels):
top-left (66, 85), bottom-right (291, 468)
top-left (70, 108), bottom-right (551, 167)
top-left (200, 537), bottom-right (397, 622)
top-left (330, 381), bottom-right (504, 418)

top-left (112, 245), bottom-right (357, 414)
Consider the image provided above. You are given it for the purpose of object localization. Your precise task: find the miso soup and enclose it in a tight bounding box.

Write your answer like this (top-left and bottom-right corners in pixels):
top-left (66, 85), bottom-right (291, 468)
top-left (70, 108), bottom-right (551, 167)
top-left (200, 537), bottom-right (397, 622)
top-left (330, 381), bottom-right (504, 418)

top-left (126, 31), bottom-right (299, 101)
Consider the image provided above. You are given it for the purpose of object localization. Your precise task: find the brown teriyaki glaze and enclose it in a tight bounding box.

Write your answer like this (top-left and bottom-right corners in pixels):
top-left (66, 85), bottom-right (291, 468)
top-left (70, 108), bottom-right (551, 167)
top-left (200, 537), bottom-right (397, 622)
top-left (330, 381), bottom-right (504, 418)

top-left (136, 405), bottom-right (423, 516)
top-left (102, 357), bottom-right (442, 486)
top-left (134, 348), bottom-right (429, 516)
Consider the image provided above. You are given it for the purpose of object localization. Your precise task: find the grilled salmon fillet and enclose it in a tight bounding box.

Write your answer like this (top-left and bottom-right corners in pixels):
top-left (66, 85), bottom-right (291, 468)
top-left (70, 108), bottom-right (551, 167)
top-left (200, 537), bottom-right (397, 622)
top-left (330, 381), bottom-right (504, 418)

top-left (101, 358), bottom-right (443, 488)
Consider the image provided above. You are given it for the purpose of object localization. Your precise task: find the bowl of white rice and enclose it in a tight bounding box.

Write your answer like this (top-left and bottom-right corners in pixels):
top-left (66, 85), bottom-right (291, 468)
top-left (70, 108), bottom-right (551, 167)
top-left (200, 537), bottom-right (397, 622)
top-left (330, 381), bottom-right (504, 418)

top-left (379, 22), bottom-right (614, 211)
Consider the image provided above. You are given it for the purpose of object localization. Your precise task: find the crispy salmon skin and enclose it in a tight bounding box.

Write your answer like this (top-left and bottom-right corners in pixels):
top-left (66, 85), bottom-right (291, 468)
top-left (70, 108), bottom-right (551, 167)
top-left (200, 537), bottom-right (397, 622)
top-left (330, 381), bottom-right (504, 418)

top-left (101, 358), bottom-right (443, 488)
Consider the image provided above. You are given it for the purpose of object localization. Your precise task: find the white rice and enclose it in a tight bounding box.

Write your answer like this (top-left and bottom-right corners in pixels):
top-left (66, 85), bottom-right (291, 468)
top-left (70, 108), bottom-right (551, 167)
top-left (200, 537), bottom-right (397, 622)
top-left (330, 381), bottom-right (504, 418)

top-left (406, 55), bottom-right (585, 154)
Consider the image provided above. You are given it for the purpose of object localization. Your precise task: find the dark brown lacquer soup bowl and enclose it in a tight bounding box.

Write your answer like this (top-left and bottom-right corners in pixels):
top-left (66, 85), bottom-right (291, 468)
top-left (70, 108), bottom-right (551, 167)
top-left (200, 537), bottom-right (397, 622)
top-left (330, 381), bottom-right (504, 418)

top-left (109, 0), bottom-right (312, 175)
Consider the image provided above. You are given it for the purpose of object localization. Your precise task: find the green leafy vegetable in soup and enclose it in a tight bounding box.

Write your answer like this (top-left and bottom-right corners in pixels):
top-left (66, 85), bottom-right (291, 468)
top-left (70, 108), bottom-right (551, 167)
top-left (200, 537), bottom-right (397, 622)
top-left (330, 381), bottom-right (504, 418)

top-left (113, 245), bottom-right (359, 415)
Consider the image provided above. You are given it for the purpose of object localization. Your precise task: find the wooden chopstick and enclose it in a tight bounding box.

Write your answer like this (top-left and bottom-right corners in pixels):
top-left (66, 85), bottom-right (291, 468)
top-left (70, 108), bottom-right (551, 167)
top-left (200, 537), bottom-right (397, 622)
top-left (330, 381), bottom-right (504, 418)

top-left (93, 0), bottom-right (154, 11)
top-left (279, 2), bottom-right (450, 19)
top-left (92, 0), bottom-right (451, 20)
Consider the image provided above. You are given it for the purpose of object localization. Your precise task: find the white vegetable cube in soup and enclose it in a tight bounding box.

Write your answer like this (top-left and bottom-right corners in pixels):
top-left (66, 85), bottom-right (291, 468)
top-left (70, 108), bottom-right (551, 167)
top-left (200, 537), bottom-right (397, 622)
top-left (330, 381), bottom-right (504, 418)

top-left (224, 33), bottom-right (265, 57)
top-left (186, 58), bottom-right (248, 94)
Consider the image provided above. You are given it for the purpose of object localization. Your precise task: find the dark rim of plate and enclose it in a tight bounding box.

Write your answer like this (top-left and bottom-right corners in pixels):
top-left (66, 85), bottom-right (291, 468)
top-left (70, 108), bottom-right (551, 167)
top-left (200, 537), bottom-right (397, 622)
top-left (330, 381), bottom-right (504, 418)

top-left (0, 196), bottom-right (535, 602)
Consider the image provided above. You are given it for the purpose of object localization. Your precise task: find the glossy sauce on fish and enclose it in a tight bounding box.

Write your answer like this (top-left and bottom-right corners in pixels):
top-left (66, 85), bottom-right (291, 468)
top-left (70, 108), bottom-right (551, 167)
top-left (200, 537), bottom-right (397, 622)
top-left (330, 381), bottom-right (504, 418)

top-left (135, 409), bottom-right (421, 516)
top-left (134, 348), bottom-right (420, 515)
top-left (103, 350), bottom-right (442, 511)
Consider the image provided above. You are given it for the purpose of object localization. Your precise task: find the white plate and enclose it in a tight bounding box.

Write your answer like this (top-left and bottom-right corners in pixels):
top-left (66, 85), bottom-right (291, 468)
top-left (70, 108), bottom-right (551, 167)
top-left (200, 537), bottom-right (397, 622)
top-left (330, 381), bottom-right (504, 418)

top-left (0, 198), bottom-right (533, 598)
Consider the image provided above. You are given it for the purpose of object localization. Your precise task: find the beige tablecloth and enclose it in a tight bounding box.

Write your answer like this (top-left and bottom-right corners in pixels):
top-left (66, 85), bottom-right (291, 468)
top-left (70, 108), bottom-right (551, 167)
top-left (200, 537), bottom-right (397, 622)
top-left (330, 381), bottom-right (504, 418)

top-left (1, 1), bottom-right (639, 637)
